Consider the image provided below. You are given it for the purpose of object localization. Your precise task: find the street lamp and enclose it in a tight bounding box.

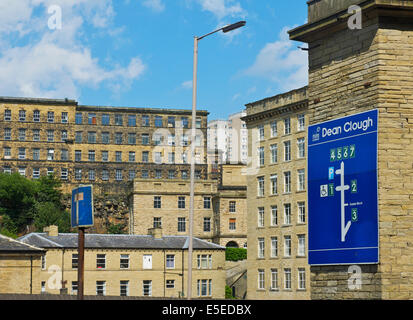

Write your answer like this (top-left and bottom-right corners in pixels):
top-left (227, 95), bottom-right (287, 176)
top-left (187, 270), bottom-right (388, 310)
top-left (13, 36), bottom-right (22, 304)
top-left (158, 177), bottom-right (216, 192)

top-left (187, 20), bottom-right (246, 300)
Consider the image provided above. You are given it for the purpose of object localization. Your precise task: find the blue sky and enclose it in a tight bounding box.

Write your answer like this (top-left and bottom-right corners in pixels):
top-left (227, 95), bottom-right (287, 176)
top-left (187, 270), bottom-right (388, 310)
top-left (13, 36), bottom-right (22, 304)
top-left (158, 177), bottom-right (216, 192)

top-left (0, 0), bottom-right (308, 121)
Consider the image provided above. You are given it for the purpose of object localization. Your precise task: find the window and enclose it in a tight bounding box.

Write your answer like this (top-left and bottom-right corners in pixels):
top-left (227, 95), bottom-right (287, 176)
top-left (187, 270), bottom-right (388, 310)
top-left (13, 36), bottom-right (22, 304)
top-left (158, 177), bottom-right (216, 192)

top-left (4, 128), bottom-right (11, 141)
top-left (4, 109), bottom-right (11, 121)
top-left (297, 138), bottom-right (305, 158)
top-left (61, 168), bottom-right (68, 180)
top-left (195, 170), bottom-right (201, 180)
top-left (115, 151), bottom-right (122, 162)
top-left (18, 167), bottom-right (26, 177)
top-left (143, 280), bottom-right (152, 296)
top-left (181, 170), bottom-right (188, 179)
top-left (75, 113), bottom-right (82, 124)
top-left (142, 151), bottom-right (149, 163)
top-left (75, 150), bottom-right (82, 162)
top-left (88, 132), bottom-right (96, 144)
top-left (41, 281), bottom-right (46, 293)
top-left (181, 117), bottom-right (189, 128)
top-left (298, 235), bottom-right (306, 257)
top-left (88, 150), bottom-right (95, 162)
top-left (271, 269), bottom-right (278, 290)
top-left (270, 174), bottom-right (278, 195)
top-left (178, 217), bottom-right (186, 232)
top-left (298, 202), bottom-right (306, 223)
top-left (182, 152), bottom-right (188, 164)
top-left (258, 238), bottom-right (265, 258)
top-left (3, 147), bottom-right (11, 159)
top-left (102, 170), bottom-right (109, 181)
top-left (120, 254), bottom-right (129, 269)
top-left (19, 128), bottom-right (26, 141)
top-left (47, 111), bottom-right (54, 123)
top-left (298, 169), bottom-right (305, 191)
top-left (284, 268), bottom-right (292, 289)
top-left (72, 254), bottom-right (78, 269)
top-left (284, 118), bottom-right (291, 135)
top-left (88, 169), bottom-right (95, 181)
top-left (127, 133), bottom-right (136, 145)
top-left (102, 132), bottom-right (110, 144)
top-left (271, 237), bottom-right (278, 258)
top-left (115, 169), bottom-right (123, 181)
top-left (168, 170), bottom-right (175, 179)
top-left (166, 255), bottom-right (175, 269)
top-left (154, 196), bottom-right (161, 208)
top-left (166, 280), bottom-right (175, 289)
top-left (101, 151), bottom-right (108, 162)
top-left (46, 130), bottom-right (54, 142)
top-left (284, 141), bottom-right (291, 161)
top-left (142, 134), bottom-right (149, 145)
top-left (167, 116), bottom-right (175, 128)
top-left (126, 170), bottom-right (135, 181)
top-left (270, 144), bottom-right (278, 163)
top-left (196, 117), bottom-right (202, 129)
top-left (257, 177), bottom-right (265, 197)
top-left (271, 206), bottom-right (278, 226)
top-left (115, 114), bottom-right (123, 126)
top-left (102, 114), bottom-right (110, 125)
top-left (154, 133), bottom-right (162, 146)
top-left (96, 281), bottom-right (106, 296)
top-left (167, 134), bottom-right (175, 146)
top-left (284, 236), bottom-right (291, 257)
top-left (203, 217), bottom-right (211, 232)
top-left (61, 130), bottom-right (68, 142)
top-left (229, 218), bottom-right (236, 230)
top-left (298, 114), bottom-right (305, 131)
top-left (155, 169), bottom-right (162, 179)
top-left (75, 169), bottom-right (82, 180)
top-left (129, 151), bottom-right (135, 163)
top-left (47, 168), bottom-right (54, 176)
top-left (19, 110), bottom-right (26, 122)
top-left (128, 115), bottom-right (136, 127)
top-left (3, 166), bottom-right (11, 174)
top-left (258, 147), bottom-right (265, 166)
top-left (181, 135), bottom-right (189, 146)
top-left (155, 116), bottom-right (163, 127)
top-left (204, 197), bottom-right (211, 209)
top-left (258, 125), bottom-right (264, 141)
top-left (197, 279), bottom-right (212, 297)
top-left (178, 196), bottom-right (185, 209)
top-left (258, 207), bottom-right (264, 227)
top-left (33, 129), bottom-right (40, 141)
top-left (197, 254), bottom-right (212, 269)
top-left (284, 203), bottom-right (291, 225)
top-left (71, 281), bottom-right (78, 295)
top-left (96, 254), bottom-right (106, 269)
top-left (271, 121), bottom-right (277, 137)
top-left (143, 255), bottom-right (152, 270)
top-left (75, 131), bottom-right (82, 143)
top-left (115, 132), bottom-right (123, 144)
top-left (284, 171), bottom-right (291, 193)
top-left (229, 201), bottom-right (236, 213)
top-left (258, 270), bottom-right (265, 290)
top-left (120, 281), bottom-right (129, 297)
top-left (33, 110), bottom-right (40, 122)
top-left (298, 268), bottom-right (306, 289)
top-left (142, 115), bottom-right (149, 126)
top-left (61, 112), bottom-right (68, 123)
top-left (18, 148), bottom-right (26, 160)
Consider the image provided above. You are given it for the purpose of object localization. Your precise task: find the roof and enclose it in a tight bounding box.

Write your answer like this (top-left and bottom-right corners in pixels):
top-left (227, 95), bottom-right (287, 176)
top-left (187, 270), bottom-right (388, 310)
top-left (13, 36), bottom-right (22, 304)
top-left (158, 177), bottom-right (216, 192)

top-left (18, 233), bottom-right (225, 251)
top-left (0, 234), bottom-right (44, 254)
top-left (0, 96), bottom-right (77, 106)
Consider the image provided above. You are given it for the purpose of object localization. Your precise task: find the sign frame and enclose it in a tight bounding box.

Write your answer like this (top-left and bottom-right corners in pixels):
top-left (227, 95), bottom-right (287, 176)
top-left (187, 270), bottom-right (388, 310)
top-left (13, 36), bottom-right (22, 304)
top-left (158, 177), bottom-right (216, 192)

top-left (307, 109), bottom-right (379, 266)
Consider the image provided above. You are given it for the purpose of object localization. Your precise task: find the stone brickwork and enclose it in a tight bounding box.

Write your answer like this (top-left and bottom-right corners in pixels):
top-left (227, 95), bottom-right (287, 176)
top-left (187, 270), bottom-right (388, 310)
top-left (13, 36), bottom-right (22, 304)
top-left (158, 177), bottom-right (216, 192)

top-left (289, 0), bottom-right (413, 299)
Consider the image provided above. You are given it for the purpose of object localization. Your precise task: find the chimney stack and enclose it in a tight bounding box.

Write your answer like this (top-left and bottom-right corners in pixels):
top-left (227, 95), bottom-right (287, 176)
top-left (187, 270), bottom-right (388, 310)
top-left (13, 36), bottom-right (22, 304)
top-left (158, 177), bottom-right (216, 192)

top-left (148, 227), bottom-right (162, 239)
top-left (43, 225), bottom-right (59, 237)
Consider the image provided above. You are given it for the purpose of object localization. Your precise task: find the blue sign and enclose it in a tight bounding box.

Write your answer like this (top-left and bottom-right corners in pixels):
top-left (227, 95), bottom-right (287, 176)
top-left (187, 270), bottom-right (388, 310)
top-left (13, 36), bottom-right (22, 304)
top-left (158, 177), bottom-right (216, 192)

top-left (308, 109), bottom-right (379, 265)
top-left (71, 185), bottom-right (94, 228)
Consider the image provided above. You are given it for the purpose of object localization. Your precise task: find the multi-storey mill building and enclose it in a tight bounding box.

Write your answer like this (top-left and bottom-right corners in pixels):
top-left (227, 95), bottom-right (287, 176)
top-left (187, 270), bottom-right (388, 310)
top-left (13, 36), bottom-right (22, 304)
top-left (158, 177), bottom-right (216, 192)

top-left (0, 96), bottom-right (209, 194)
top-left (242, 87), bottom-right (310, 300)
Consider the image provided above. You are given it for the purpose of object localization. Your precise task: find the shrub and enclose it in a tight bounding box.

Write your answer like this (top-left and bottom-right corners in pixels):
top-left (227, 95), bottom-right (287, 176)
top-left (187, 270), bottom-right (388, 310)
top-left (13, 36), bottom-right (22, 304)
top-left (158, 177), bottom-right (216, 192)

top-left (225, 247), bottom-right (247, 261)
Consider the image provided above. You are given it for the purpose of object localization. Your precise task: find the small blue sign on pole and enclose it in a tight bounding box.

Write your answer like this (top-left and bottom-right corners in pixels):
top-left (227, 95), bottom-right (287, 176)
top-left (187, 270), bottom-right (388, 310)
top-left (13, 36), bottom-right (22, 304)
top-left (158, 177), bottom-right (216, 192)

top-left (71, 185), bottom-right (94, 228)
top-left (308, 109), bottom-right (379, 265)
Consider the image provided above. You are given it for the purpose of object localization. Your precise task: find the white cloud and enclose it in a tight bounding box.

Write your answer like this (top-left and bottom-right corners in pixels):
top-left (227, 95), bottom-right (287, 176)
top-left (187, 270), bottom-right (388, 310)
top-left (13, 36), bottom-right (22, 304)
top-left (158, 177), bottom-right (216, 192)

top-left (196, 0), bottom-right (245, 20)
top-left (244, 26), bottom-right (308, 91)
top-left (142, 0), bottom-right (165, 12)
top-left (181, 80), bottom-right (193, 90)
top-left (0, 0), bottom-right (145, 99)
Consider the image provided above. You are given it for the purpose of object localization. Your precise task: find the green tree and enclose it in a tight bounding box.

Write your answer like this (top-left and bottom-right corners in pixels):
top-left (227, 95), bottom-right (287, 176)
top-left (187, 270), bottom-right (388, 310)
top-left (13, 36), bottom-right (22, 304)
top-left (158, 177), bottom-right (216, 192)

top-left (106, 222), bottom-right (127, 234)
top-left (32, 202), bottom-right (71, 233)
top-left (0, 215), bottom-right (18, 238)
top-left (34, 174), bottom-right (64, 208)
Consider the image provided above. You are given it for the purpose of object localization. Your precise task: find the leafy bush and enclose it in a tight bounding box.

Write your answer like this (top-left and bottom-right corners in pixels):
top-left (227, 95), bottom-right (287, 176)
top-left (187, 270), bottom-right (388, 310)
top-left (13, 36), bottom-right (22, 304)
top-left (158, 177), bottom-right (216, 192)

top-left (106, 222), bottom-right (127, 234)
top-left (225, 285), bottom-right (235, 299)
top-left (225, 247), bottom-right (247, 261)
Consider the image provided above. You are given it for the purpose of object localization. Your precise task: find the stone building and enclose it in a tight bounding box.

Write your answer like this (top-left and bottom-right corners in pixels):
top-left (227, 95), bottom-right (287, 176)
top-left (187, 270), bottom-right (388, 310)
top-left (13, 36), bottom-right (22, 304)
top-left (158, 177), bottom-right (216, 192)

top-left (288, 0), bottom-right (413, 299)
top-left (18, 225), bottom-right (226, 298)
top-left (0, 96), bottom-right (209, 195)
top-left (242, 87), bottom-right (309, 300)
top-left (130, 163), bottom-right (247, 248)
top-left (0, 234), bottom-right (44, 294)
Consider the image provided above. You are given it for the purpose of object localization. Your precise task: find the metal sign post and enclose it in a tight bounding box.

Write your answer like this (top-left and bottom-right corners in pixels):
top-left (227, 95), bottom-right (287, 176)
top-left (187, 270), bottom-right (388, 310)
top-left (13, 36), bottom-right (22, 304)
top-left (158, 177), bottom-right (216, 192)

top-left (71, 185), bottom-right (94, 300)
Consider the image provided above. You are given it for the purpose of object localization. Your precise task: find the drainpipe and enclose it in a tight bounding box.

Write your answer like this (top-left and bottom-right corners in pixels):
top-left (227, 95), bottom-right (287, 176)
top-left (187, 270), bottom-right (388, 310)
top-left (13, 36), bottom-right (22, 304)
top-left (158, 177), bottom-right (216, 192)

top-left (163, 249), bottom-right (166, 298)
top-left (30, 255), bottom-right (33, 295)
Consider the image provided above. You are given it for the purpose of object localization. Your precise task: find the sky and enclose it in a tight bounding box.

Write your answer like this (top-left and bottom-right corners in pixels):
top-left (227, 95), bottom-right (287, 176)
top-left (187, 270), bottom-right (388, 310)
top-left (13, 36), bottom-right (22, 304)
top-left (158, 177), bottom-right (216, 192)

top-left (0, 0), bottom-right (308, 121)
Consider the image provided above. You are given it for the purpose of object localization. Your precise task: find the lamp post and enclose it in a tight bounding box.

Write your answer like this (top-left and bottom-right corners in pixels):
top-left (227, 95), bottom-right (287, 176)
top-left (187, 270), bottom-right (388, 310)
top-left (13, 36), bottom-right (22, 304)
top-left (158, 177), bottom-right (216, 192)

top-left (187, 20), bottom-right (246, 300)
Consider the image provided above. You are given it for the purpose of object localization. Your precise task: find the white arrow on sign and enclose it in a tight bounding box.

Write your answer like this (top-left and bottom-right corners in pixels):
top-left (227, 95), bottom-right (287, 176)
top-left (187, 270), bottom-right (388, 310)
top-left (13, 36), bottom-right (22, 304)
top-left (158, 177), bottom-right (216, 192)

top-left (335, 161), bottom-right (351, 242)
